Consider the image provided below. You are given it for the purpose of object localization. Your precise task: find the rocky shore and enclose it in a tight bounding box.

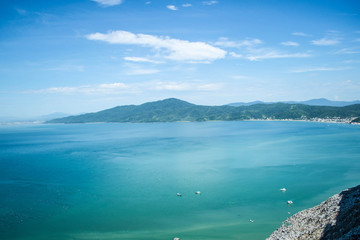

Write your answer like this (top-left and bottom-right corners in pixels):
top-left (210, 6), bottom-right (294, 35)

top-left (267, 185), bottom-right (360, 240)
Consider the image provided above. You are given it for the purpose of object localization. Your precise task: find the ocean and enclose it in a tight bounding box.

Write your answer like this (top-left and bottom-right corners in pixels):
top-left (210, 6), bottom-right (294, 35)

top-left (0, 121), bottom-right (359, 240)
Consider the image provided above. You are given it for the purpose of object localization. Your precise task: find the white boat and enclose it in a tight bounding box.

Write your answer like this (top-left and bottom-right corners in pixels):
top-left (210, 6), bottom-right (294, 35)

top-left (280, 188), bottom-right (287, 192)
top-left (249, 219), bottom-right (254, 223)
top-left (177, 193), bottom-right (182, 197)
top-left (287, 200), bottom-right (293, 205)
top-left (195, 191), bottom-right (201, 195)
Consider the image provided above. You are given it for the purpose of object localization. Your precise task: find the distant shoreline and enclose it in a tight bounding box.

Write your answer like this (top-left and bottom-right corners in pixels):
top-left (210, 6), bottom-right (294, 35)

top-left (2, 118), bottom-right (360, 126)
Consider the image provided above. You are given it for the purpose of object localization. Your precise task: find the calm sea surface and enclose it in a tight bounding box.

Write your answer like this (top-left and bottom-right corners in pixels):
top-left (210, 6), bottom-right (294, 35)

top-left (0, 121), bottom-right (359, 240)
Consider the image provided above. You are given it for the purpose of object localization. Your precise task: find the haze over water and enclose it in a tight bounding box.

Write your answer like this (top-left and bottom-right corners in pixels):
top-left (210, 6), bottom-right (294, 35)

top-left (1, 121), bottom-right (360, 240)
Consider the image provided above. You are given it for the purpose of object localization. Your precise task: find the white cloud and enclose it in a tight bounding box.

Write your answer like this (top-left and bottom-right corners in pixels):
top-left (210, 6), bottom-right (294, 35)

top-left (215, 37), bottom-right (308, 61)
top-left (281, 41), bottom-right (299, 46)
top-left (125, 67), bottom-right (160, 75)
top-left (311, 38), bottom-right (340, 46)
top-left (202, 1), bottom-right (218, 5)
top-left (145, 1), bottom-right (151, 4)
top-left (126, 69), bottom-right (160, 75)
top-left (354, 38), bottom-right (360, 42)
top-left (182, 3), bottom-right (192, 7)
top-left (292, 66), bottom-right (350, 73)
top-left (86, 30), bottom-right (226, 62)
top-left (215, 37), bottom-right (262, 48)
top-left (26, 81), bottom-right (221, 95)
top-left (246, 49), bottom-right (310, 61)
top-left (98, 83), bottom-right (128, 89)
top-left (335, 48), bottom-right (360, 54)
top-left (151, 81), bottom-right (222, 91)
top-left (292, 32), bottom-right (311, 37)
top-left (123, 57), bottom-right (161, 63)
top-left (91, 0), bottom-right (123, 7)
top-left (166, 5), bottom-right (178, 11)
top-left (229, 52), bottom-right (243, 58)
top-left (342, 59), bottom-right (360, 64)
top-left (152, 82), bottom-right (191, 91)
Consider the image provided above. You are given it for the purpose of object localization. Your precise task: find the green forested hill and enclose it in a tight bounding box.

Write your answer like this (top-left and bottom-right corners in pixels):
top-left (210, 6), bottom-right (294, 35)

top-left (46, 98), bottom-right (360, 123)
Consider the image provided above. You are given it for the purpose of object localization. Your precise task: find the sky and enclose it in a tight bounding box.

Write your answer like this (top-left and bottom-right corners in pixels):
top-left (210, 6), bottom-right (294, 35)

top-left (1, 0), bottom-right (360, 117)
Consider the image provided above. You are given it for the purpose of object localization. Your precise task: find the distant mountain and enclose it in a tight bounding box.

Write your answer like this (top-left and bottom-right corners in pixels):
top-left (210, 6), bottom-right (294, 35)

top-left (228, 101), bottom-right (267, 106)
top-left (228, 98), bottom-right (360, 107)
top-left (46, 98), bottom-right (360, 124)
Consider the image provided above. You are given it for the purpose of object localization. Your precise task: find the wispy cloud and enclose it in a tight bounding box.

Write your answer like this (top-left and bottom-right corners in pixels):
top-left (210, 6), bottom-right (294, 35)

top-left (335, 48), bottom-right (360, 54)
top-left (91, 0), bottom-right (123, 7)
top-left (166, 5), bottom-right (178, 11)
top-left (25, 81), bottom-right (221, 95)
top-left (151, 81), bottom-right (222, 91)
top-left (123, 57), bottom-right (161, 64)
top-left (215, 37), bottom-right (262, 48)
top-left (246, 50), bottom-right (310, 61)
top-left (202, 1), bottom-right (218, 5)
top-left (281, 41), bottom-right (299, 46)
top-left (182, 3), bottom-right (192, 7)
top-left (311, 37), bottom-right (340, 46)
top-left (292, 32), bottom-right (311, 37)
top-left (229, 52), bottom-right (243, 58)
top-left (126, 68), bottom-right (160, 75)
top-left (15, 8), bottom-right (27, 15)
top-left (216, 37), bottom-right (308, 61)
top-left (292, 66), bottom-right (350, 73)
top-left (86, 30), bottom-right (226, 62)
top-left (342, 59), bottom-right (360, 64)
top-left (28, 83), bottom-right (129, 95)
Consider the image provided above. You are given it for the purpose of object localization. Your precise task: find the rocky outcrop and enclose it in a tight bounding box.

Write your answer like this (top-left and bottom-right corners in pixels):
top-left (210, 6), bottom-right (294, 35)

top-left (267, 185), bottom-right (360, 240)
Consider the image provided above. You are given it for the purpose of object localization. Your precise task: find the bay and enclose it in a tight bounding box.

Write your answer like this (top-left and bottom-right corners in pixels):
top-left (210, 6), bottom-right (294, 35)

top-left (0, 121), bottom-right (359, 240)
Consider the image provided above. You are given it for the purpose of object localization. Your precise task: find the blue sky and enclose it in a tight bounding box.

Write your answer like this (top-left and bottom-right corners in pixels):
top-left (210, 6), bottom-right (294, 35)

top-left (1, 0), bottom-right (360, 117)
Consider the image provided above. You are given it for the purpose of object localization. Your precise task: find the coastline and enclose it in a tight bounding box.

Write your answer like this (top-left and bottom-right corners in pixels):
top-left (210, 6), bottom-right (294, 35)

top-left (2, 117), bottom-right (360, 126)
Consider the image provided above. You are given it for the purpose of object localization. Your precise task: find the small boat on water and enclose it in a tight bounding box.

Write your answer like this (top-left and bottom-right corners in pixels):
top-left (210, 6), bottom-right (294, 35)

top-left (177, 193), bottom-right (182, 197)
top-left (249, 219), bottom-right (254, 223)
top-left (280, 188), bottom-right (287, 192)
top-left (287, 200), bottom-right (293, 205)
top-left (195, 191), bottom-right (201, 195)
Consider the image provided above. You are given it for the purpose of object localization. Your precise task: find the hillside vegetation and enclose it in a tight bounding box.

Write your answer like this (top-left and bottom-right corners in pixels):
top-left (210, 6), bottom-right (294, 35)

top-left (46, 98), bottom-right (360, 124)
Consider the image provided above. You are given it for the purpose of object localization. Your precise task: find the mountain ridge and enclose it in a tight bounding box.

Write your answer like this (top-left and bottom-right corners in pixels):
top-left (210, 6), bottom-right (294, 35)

top-left (46, 98), bottom-right (360, 124)
top-left (228, 98), bottom-right (360, 107)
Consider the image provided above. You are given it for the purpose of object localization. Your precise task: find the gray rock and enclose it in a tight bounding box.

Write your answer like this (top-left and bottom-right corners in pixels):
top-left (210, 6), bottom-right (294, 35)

top-left (267, 185), bottom-right (360, 240)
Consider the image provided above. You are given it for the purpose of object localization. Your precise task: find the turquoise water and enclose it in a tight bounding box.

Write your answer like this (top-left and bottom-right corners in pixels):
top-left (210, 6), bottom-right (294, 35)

top-left (0, 121), bottom-right (359, 240)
